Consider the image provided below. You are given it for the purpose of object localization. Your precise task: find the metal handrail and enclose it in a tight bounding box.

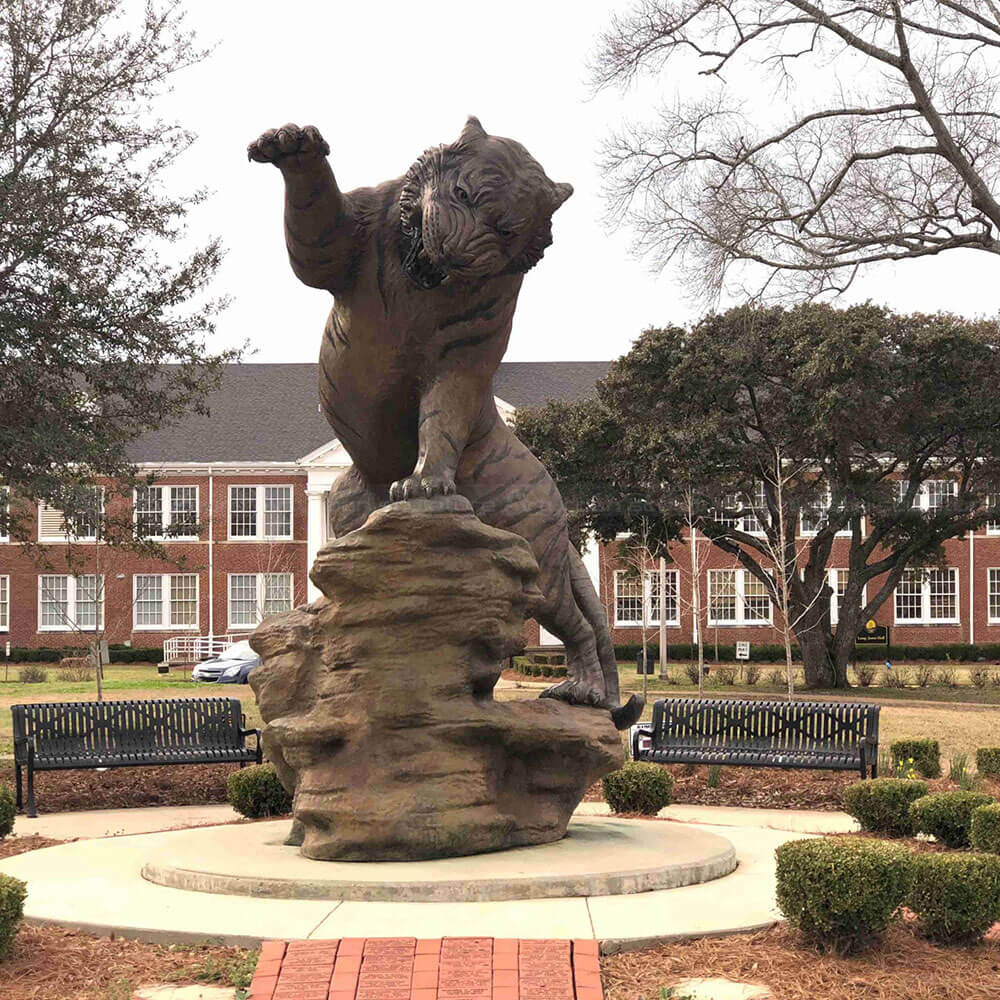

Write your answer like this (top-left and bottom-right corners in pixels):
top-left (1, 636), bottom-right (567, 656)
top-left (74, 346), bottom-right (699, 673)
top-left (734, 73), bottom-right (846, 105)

top-left (161, 633), bottom-right (251, 665)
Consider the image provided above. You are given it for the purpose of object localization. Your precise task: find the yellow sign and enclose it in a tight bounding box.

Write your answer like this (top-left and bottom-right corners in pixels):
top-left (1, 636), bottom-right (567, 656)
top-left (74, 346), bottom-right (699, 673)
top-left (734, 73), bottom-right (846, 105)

top-left (866, 619), bottom-right (877, 632)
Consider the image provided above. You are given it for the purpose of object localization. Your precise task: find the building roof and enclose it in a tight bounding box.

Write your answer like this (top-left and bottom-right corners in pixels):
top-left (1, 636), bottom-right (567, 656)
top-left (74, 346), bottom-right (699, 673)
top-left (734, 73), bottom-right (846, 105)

top-left (127, 361), bottom-right (609, 464)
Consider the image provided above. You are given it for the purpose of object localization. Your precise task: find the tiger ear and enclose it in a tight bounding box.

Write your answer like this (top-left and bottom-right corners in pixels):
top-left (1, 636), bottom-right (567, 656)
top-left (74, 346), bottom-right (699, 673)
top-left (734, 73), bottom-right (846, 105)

top-left (458, 115), bottom-right (488, 146)
top-left (552, 182), bottom-right (573, 210)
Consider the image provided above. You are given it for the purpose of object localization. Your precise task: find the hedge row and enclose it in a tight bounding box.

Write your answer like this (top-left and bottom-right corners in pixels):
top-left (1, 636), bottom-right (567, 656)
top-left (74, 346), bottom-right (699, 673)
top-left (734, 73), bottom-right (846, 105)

top-left (614, 642), bottom-right (1000, 665)
top-left (2, 646), bottom-right (163, 663)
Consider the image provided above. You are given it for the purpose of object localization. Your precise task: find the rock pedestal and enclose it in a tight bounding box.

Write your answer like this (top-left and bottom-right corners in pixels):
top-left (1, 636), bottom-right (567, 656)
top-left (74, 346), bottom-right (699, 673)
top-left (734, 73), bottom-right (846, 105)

top-left (249, 495), bottom-right (623, 861)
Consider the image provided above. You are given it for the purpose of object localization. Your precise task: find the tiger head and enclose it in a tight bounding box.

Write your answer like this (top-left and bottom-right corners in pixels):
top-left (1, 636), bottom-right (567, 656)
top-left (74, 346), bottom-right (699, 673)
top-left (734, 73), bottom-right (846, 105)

top-left (399, 116), bottom-right (573, 290)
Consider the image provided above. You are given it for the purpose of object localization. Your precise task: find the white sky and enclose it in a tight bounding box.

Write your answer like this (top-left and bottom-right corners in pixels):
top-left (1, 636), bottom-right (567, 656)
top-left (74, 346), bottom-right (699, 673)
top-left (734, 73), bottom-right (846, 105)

top-left (162, 0), bottom-right (1000, 364)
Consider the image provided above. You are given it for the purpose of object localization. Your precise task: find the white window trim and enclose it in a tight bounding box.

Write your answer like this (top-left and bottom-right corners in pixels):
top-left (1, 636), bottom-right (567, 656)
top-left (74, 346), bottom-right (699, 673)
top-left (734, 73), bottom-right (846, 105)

top-left (707, 568), bottom-right (774, 627)
top-left (899, 479), bottom-right (957, 513)
top-left (893, 567), bottom-right (960, 625)
top-left (988, 568), bottom-right (1000, 625)
top-left (227, 484), bottom-right (294, 541)
top-left (227, 572), bottom-right (295, 629)
top-left (132, 573), bottom-right (200, 631)
top-left (799, 495), bottom-right (862, 538)
top-left (0, 574), bottom-right (9, 632)
top-left (134, 486), bottom-right (199, 541)
top-left (37, 575), bottom-right (105, 632)
top-left (613, 569), bottom-right (681, 628)
top-left (828, 569), bottom-right (868, 627)
top-left (38, 488), bottom-right (104, 543)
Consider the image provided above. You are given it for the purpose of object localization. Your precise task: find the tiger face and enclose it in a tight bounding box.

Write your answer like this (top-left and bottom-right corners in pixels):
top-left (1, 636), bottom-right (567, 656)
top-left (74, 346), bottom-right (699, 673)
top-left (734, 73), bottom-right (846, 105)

top-left (399, 116), bottom-right (573, 289)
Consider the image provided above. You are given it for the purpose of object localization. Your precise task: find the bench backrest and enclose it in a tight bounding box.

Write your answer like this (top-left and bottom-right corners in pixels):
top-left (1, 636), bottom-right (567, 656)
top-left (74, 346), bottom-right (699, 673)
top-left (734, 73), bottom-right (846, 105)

top-left (650, 698), bottom-right (879, 752)
top-left (12, 698), bottom-right (246, 757)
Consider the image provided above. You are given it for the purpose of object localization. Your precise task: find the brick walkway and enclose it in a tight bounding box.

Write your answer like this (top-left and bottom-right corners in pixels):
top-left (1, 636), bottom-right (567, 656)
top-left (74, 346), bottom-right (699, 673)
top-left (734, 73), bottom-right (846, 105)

top-left (248, 937), bottom-right (604, 1000)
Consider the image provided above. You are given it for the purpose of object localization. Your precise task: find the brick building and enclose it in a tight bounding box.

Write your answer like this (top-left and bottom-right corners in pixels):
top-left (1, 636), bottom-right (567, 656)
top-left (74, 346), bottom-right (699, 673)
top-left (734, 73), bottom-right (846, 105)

top-left (3, 361), bottom-right (997, 653)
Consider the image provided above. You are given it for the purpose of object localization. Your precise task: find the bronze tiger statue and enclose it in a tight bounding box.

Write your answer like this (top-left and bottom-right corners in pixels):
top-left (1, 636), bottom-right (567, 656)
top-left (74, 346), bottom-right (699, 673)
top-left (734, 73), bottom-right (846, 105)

top-left (248, 115), bottom-right (642, 730)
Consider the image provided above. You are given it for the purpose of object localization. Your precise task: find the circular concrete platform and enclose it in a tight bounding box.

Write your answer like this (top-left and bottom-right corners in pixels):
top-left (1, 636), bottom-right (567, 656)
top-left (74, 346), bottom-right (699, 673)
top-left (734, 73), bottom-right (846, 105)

top-left (141, 816), bottom-right (736, 902)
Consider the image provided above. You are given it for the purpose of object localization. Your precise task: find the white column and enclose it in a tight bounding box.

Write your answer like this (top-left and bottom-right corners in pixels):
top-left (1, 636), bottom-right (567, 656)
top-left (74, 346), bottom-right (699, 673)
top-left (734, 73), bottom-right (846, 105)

top-left (306, 488), bottom-right (327, 601)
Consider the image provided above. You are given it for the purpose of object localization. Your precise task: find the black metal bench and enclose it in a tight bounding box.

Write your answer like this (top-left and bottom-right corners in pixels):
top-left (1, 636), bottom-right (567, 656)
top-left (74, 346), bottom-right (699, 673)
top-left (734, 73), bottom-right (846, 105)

top-left (632, 698), bottom-right (879, 779)
top-left (12, 697), bottom-right (262, 816)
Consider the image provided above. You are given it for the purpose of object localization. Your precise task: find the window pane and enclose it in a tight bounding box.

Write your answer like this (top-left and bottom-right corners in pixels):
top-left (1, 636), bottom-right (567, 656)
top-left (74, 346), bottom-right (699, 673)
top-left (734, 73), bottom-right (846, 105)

top-left (0, 576), bottom-right (8, 629)
top-left (135, 487), bottom-right (163, 538)
top-left (742, 483), bottom-right (766, 534)
top-left (743, 574), bottom-right (771, 622)
top-left (72, 488), bottom-right (103, 540)
top-left (135, 575), bottom-right (163, 626)
top-left (75, 575), bottom-right (101, 629)
top-left (615, 572), bottom-right (642, 624)
top-left (169, 487), bottom-right (198, 537)
top-left (230, 487), bottom-right (257, 537)
top-left (926, 480), bottom-right (956, 511)
top-left (990, 569), bottom-right (1000, 622)
top-left (709, 570), bottom-right (737, 624)
top-left (263, 486), bottom-right (292, 538)
top-left (801, 493), bottom-right (830, 534)
top-left (987, 493), bottom-right (1000, 533)
top-left (229, 574), bottom-right (257, 627)
top-left (169, 574), bottom-right (198, 626)
top-left (40, 575), bottom-right (68, 627)
top-left (263, 573), bottom-right (293, 616)
top-left (895, 569), bottom-right (922, 621)
top-left (928, 569), bottom-right (956, 621)
top-left (713, 494), bottom-right (738, 531)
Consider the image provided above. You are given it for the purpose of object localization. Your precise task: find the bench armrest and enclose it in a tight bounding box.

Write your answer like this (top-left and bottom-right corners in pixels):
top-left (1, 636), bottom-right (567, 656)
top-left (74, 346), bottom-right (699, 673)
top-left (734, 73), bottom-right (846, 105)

top-left (13, 736), bottom-right (31, 764)
top-left (239, 727), bottom-right (261, 748)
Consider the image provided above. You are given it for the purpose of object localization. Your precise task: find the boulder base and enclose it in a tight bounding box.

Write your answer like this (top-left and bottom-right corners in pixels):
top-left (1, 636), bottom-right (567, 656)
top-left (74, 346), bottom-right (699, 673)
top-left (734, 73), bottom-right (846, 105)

top-left (249, 496), bottom-right (623, 861)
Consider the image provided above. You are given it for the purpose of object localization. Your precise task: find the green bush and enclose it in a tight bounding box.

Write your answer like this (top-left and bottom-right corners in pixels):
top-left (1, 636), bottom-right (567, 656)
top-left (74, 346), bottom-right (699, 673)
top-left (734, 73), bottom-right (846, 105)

top-left (0, 873), bottom-right (26, 958)
top-left (602, 762), bottom-right (673, 815)
top-left (226, 764), bottom-right (292, 819)
top-left (0, 787), bottom-right (14, 840)
top-left (890, 738), bottom-right (940, 778)
top-left (843, 778), bottom-right (928, 836)
top-left (775, 838), bottom-right (911, 954)
top-left (971, 803), bottom-right (1000, 854)
top-left (976, 747), bottom-right (1000, 777)
top-left (910, 791), bottom-right (996, 848)
top-left (907, 853), bottom-right (1000, 943)
top-left (17, 665), bottom-right (47, 684)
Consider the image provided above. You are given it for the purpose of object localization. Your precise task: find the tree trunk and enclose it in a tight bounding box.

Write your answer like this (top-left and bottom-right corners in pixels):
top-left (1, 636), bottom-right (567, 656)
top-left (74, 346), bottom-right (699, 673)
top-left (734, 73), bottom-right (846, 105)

top-left (797, 629), bottom-right (848, 688)
top-left (658, 558), bottom-right (668, 680)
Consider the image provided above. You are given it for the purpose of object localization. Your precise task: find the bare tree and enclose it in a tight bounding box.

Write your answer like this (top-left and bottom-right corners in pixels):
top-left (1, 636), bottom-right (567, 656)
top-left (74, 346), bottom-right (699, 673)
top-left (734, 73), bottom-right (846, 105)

top-left (618, 517), bottom-right (661, 702)
top-left (594, 1), bottom-right (1000, 300)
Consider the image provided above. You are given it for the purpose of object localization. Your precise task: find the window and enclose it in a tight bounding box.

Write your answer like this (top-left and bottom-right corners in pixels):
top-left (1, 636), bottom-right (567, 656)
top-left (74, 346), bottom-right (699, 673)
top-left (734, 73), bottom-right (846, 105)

top-left (708, 568), bottom-right (772, 626)
top-left (741, 483), bottom-right (766, 534)
top-left (135, 486), bottom-right (198, 540)
top-left (0, 575), bottom-right (8, 631)
top-left (38, 488), bottom-right (103, 542)
top-left (133, 574), bottom-right (199, 629)
top-left (38, 575), bottom-right (104, 631)
top-left (713, 486), bottom-right (766, 535)
top-left (613, 569), bottom-right (680, 626)
top-left (989, 569), bottom-right (1000, 624)
top-left (897, 479), bottom-right (956, 512)
top-left (987, 493), bottom-right (1000, 535)
top-left (229, 485), bottom-right (293, 539)
top-left (228, 573), bottom-right (294, 628)
top-left (829, 569), bottom-right (868, 627)
top-left (800, 493), bottom-right (857, 536)
top-left (894, 568), bottom-right (959, 624)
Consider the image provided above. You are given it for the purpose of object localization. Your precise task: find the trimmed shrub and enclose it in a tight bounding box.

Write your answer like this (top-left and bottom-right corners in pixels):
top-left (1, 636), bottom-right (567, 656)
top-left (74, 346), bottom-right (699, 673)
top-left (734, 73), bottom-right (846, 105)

top-left (683, 663), bottom-right (701, 684)
top-left (936, 666), bottom-right (958, 688)
top-left (890, 738), bottom-right (940, 778)
top-left (843, 778), bottom-right (928, 836)
top-left (713, 666), bottom-right (737, 686)
top-left (602, 762), bottom-right (674, 816)
top-left (907, 853), bottom-right (1000, 943)
top-left (976, 747), bottom-right (1000, 777)
top-left (0, 874), bottom-right (26, 958)
top-left (58, 656), bottom-right (93, 682)
top-left (0, 786), bottom-right (14, 839)
top-left (854, 663), bottom-right (876, 687)
top-left (775, 837), bottom-right (911, 954)
top-left (744, 664), bottom-right (761, 686)
top-left (226, 764), bottom-right (292, 819)
top-left (17, 665), bottom-right (47, 684)
top-left (765, 668), bottom-right (785, 686)
top-left (971, 803), bottom-right (1000, 854)
top-left (910, 791), bottom-right (996, 848)
top-left (970, 666), bottom-right (990, 689)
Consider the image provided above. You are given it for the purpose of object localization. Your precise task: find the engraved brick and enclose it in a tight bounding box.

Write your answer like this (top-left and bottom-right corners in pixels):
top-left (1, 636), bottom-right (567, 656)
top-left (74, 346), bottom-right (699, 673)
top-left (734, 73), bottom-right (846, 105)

top-left (572, 939), bottom-right (599, 957)
top-left (409, 991), bottom-right (437, 1000)
top-left (280, 968), bottom-right (335, 984)
top-left (272, 986), bottom-right (330, 1000)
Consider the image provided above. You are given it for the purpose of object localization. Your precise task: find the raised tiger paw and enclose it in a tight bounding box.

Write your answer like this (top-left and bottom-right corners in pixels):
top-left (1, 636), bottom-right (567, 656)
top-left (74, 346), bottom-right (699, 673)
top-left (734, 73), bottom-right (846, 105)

top-left (247, 123), bottom-right (330, 166)
top-left (389, 474), bottom-right (457, 501)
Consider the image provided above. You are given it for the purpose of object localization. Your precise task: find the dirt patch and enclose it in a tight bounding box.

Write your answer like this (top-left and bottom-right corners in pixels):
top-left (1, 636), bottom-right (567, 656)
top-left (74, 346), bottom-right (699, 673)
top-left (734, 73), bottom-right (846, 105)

top-left (0, 762), bottom-right (237, 813)
top-left (0, 835), bottom-right (64, 859)
top-left (601, 922), bottom-right (1000, 1000)
top-left (1, 924), bottom-right (256, 1000)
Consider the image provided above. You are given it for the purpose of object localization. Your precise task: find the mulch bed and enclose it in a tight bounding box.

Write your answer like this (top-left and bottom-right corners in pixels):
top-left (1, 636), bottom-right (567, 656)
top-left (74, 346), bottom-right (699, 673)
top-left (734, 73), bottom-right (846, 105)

top-left (601, 922), bottom-right (1000, 1000)
top-left (1, 924), bottom-right (256, 1000)
top-left (0, 835), bottom-right (63, 859)
top-left (0, 762), bottom-right (237, 813)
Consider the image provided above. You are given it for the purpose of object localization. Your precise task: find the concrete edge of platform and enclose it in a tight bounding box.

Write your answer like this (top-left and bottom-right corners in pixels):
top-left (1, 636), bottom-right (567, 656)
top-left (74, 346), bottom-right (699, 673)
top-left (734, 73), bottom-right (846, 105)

top-left (598, 919), bottom-right (781, 956)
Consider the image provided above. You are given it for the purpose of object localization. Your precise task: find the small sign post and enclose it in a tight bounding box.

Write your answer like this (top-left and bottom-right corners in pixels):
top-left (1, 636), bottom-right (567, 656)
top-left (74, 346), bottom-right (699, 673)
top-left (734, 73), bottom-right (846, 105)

top-left (735, 641), bottom-right (751, 661)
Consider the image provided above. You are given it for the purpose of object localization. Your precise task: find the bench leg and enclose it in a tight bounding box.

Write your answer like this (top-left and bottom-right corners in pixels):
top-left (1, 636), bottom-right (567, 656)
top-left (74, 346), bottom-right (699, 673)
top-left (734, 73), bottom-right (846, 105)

top-left (14, 764), bottom-right (22, 814)
top-left (26, 759), bottom-right (37, 818)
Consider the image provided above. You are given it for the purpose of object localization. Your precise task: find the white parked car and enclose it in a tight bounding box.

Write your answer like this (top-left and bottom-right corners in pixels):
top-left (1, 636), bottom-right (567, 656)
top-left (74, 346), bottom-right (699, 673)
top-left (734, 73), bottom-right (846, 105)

top-left (191, 640), bottom-right (260, 684)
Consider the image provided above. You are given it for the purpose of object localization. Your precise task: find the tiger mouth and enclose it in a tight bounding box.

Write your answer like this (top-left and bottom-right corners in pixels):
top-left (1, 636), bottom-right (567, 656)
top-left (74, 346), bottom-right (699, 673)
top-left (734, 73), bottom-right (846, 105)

top-left (401, 226), bottom-right (447, 290)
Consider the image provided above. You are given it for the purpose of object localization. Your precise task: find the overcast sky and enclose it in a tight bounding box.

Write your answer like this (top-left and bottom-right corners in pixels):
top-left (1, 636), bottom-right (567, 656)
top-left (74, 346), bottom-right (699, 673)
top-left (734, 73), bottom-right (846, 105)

top-left (163, 0), bottom-right (1000, 364)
